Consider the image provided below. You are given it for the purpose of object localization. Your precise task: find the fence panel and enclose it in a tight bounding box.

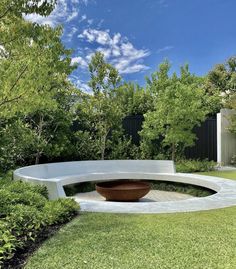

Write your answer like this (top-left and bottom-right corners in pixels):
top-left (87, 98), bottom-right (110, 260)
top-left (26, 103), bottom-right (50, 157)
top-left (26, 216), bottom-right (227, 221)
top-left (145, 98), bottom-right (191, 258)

top-left (122, 115), bottom-right (217, 161)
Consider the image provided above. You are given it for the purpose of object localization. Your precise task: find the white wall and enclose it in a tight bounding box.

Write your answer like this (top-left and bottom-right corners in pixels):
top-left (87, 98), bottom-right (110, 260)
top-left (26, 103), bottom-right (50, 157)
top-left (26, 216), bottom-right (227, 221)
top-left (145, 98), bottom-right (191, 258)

top-left (217, 109), bottom-right (236, 165)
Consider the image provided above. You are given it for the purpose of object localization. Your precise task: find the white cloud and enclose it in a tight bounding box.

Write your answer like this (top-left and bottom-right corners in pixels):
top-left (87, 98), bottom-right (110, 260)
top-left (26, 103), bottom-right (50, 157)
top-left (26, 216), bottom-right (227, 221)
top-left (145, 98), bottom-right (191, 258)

top-left (24, 0), bottom-right (80, 26)
top-left (79, 29), bottom-right (111, 45)
top-left (158, 0), bottom-right (169, 8)
top-left (87, 19), bottom-right (93, 25)
top-left (71, 56), bottom-right (88, 69)
top-left (78, 28), bottom-right (150, 74)
top-left (66, 10), bottom-right (79, 22)
top-left (157, 45), bottom-right (174, 54)
top-left (74, 78), bottom-right (91, 92)
top-left (80, 14), bottom-right (87, 21)
top-left (67, 27), bottom-right (78, 41)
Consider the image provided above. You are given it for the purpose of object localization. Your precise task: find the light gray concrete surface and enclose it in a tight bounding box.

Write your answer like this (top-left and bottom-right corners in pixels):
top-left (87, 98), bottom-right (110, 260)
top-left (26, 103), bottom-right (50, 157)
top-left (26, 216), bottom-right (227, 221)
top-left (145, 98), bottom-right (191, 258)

top-left (74, 190), bottom-right (193, 202)
top-left (13, 160), bottom-right (236, 214)
top-left (13, 160), bottom-right (175, 199)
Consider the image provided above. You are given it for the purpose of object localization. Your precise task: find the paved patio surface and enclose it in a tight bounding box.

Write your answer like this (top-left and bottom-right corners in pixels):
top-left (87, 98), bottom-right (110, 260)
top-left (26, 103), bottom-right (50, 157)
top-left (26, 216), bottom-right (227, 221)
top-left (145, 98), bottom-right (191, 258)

top-left (73, 174), bottom-right (236, 214)
top-left (74, 190), bottom-right (193, 202)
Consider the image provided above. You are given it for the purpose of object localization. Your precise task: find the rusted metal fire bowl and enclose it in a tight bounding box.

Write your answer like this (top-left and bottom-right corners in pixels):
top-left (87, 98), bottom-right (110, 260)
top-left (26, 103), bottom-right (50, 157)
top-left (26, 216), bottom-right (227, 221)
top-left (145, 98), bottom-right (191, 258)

top-left (96, 180), bottom-right (151, 202)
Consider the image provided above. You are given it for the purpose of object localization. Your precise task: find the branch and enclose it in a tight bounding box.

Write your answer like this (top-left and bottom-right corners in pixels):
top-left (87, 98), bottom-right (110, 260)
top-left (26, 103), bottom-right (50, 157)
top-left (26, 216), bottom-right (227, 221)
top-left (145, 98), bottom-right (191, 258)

top-left (0, 65), bottom-right (28, 107)
top-left (0, 94), bottom-right (23, 107)
top-left (0, 36), bottom-right (21, 46)
top-left (0, 5), bottom-right (12, 20)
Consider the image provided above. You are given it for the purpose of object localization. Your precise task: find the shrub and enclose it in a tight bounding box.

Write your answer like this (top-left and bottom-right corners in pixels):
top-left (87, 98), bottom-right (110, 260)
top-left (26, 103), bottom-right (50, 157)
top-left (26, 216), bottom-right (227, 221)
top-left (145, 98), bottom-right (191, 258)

top-left (0, 221), bottom-right (17, 266)
top-left (176, 159), bottom-right (216, 173)
top-left (0, 189), bottom-right (47, 218)
top-left (5, 181), bottom-right (48, 199)
top-left (0, 174), bottom-right (79, 267)
top-left (5, 205), bottom-right (46, 249)
top-left (64, 182), bottom-right (96, 196)
top-left (150, 181), bottom-right (215, 197)
top-left (43, 199), bottom-right (79, 226)
top-left (230, 155), bottom-right (236, 165)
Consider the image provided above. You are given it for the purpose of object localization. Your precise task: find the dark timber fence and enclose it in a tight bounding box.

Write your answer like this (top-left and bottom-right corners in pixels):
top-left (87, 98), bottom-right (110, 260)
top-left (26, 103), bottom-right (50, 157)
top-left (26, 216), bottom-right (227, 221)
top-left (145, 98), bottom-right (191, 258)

top-left (122, 115), bottom-right (217, 161)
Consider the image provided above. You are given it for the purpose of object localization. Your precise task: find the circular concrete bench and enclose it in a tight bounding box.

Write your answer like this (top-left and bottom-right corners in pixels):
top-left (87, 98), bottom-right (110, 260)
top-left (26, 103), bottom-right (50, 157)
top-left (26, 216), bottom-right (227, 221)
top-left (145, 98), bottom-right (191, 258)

top-left (13, 160), bottom-right (236, 213)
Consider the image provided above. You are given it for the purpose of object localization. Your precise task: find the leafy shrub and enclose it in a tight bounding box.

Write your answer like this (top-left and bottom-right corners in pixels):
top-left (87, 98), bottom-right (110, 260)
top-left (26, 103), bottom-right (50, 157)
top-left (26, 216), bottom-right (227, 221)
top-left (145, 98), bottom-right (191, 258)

top-left (230, 155), bottom-right (236, 165)
top-left (64, 182), bottom-right (96, 196)
top-left (4, 181), bottom-right (48, 199)
top-left (0, 174), bottom-right (79, 267)
top-left (176, 159), bottom-right (216, 173)
top-left (150, 181), bottom-right (215, 197)
top-left (43, 199), bottom-right (79, 225)
top-left (0, 221), bottom-right (17, 265)
top-left (5, 205), bottom-right (45, 248)
top-left (0, 189), bottom-right (47, 217)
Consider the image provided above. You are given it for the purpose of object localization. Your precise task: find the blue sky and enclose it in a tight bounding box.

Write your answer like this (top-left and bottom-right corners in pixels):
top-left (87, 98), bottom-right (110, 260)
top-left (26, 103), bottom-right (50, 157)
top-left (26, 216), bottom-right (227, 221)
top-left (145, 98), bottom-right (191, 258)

top-left (25, 0), bottom-right (236, 92)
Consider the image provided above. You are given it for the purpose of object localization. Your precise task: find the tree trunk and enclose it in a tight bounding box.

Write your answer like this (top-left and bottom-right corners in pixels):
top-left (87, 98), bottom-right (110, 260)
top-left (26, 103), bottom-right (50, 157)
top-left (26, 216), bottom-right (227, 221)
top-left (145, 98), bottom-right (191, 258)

top-left (171, 143), bottom-right (176, 161)
top-left (100, 130), bottom-right (109, 160)
top-left (35, 114), bottom-right (44, 164)
top-left (35, 152), bottom-right (41, 165)
top-left (101, 135), bottom-right (106, 160)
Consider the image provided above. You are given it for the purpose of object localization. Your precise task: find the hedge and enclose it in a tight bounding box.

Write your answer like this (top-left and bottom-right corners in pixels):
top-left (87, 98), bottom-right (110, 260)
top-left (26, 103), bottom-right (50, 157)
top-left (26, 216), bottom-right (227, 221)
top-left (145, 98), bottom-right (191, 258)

top-left (0, 174), bottom-right (79, 267)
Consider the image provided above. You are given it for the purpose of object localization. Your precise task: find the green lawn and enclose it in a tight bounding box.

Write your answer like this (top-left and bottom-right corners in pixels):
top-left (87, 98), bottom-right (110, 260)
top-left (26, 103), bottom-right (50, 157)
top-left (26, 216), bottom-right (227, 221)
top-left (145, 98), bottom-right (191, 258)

top-left (199, 170), bottom-right (236, 180)
top-left (25, 171), bottom-right (236, 269)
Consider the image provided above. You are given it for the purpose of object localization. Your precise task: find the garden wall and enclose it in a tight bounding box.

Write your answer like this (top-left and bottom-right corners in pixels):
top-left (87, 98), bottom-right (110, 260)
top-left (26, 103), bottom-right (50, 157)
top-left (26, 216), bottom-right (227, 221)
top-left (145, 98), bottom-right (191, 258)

top-left (217, 109), bottom-right (236, 165)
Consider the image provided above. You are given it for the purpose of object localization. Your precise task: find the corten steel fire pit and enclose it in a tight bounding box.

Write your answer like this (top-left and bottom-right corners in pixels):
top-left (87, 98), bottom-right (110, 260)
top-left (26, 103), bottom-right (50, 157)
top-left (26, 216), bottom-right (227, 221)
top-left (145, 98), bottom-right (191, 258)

top-left (96, 180), bottom-right (151, 201)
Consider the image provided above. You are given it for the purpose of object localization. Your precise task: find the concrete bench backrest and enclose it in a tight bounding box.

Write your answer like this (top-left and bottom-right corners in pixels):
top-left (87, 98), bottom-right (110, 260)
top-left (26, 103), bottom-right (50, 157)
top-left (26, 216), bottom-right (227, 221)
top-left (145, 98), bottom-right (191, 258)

top-left (16, 160), bottom-right (175, 179)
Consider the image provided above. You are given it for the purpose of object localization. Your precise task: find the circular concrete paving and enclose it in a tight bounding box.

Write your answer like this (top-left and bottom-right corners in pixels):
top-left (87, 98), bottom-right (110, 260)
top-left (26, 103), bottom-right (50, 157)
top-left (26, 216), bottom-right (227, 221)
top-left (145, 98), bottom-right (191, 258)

top-left (73, 173), bottom-right (236, 214)
top-left (74, 190), bottom-right (193, 203)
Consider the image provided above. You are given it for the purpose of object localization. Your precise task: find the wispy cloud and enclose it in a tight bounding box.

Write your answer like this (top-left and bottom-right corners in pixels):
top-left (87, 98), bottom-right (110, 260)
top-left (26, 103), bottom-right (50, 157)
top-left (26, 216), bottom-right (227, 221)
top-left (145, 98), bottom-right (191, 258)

top-left (157, 45), bottom-right (174, 54)
top-left (24, 0), bottom-right (94, 27)
top-left (78, 28), bottom-right (150, 74)
top-left (158, 0), bottom-right (169, 8)
top-left (71, 76), bottom-right (91, 92)
top-left (67, 27), bottom-right (78, 41)
top-left (71, 56), bottom-right (88, 69)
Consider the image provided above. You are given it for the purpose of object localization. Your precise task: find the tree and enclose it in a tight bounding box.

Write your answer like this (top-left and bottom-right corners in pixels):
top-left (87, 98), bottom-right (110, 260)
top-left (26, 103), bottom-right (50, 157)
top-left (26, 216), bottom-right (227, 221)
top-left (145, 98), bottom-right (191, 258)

top-left (0, 0), bottom-right (78, 168)
top-left (141, 61), bottom-right (209, 160)
top-left (0, 0), bottom-right (75, 118)
top-left (77, 52), bottom-right (124, 160)
top-left (115, 82), bottom-right (153, 116)
top-left (205, 56), bottom-right (236, 112)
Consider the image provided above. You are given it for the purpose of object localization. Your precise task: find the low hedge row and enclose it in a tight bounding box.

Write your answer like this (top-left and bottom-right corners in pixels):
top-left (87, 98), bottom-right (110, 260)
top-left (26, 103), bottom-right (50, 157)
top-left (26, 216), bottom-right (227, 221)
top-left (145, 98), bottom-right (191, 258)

top-left (176, 159), bottom-right (216, 173)
top-left (0, 174), bottom-right (79, 267)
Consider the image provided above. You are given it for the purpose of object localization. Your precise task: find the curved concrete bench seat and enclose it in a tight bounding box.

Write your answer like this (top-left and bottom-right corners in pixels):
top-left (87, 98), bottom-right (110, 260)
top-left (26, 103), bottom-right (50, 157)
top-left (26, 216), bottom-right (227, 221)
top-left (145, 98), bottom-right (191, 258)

top-left (13, 160), bottom-right (236, 214)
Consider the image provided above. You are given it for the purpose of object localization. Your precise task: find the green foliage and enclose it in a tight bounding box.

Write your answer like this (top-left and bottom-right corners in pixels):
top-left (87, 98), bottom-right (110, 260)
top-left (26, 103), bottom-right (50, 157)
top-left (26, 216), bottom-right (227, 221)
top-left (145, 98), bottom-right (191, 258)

top-left (0, 175), bottom-right (79, 266)
top-left (5, 205), bottom-right (45, 248)
top-left (106, 134), bottom-right (141, 160)
top-left (64, 182), bottom-right (97, 196)
top-left (0, 189), bottom-right (47, 217)
top-left (205, 56), bottom-right (236, 112)
top-left (150, 180), bottom-right (214, 197)
top-left (0, 0), bottom-right (56, 17)
top-left (141, 61), bottom-right (209, 160)
top-left (43, 199), bottom-right (79, 226)
top-left (176, 159), bottom-right (216, 173)
top-left (77, 52), bottom-right (124, 160)
top-left (0, 221), bottom-right (17, 264)
top-left (0, 0), bottom-right (77, 169)
top-left (230, 154), bottom-right (236, 166)
top-left (4, 180), bottom-right (48, 198)
top-left (0, 119), bottom-right (35, 171)
top-left (116, 83), bottom-right (153, 115)
top-left (25, 106), bottom-right (74, 164)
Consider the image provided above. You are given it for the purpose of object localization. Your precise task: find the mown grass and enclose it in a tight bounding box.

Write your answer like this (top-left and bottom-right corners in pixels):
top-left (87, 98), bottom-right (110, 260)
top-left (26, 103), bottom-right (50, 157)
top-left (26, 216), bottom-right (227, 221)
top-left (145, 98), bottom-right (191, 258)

top-left (25, 171), bottom-right (236, 269)
top-left (199, 170), bottom-right (236, 180)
